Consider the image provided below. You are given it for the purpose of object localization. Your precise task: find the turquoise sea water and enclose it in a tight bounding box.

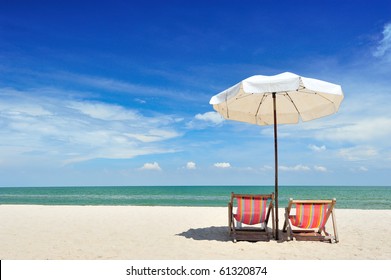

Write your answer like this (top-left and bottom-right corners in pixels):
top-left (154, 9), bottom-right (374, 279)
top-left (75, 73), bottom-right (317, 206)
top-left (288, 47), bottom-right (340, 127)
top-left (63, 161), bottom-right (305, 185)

top-left (0, 185), bottom-right (390, 209)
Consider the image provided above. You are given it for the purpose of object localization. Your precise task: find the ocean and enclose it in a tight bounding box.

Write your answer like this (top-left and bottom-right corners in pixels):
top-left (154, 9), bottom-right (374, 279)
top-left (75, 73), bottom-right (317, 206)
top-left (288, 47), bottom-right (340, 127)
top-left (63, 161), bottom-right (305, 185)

top-left (0, 185), bottom-right (390, 209)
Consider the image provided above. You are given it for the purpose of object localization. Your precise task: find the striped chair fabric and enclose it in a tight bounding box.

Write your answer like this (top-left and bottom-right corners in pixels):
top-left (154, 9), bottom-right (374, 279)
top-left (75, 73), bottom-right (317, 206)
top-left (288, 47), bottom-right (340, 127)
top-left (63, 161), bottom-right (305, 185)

top-left (290, 203), bottom-right (328, 229)
top-left (234, 196), bottom-right (268, 225)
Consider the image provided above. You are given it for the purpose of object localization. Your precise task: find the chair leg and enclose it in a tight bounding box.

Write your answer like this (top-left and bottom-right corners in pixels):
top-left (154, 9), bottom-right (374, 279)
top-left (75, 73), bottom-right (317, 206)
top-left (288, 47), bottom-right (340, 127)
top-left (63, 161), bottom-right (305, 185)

top-left (321, 211), bottom-right (339, 243)
top-left (332, 210), bottom-right (339, 243)
top-left (284, 209), bottom-right (293, 241)
top-left (282, 207), bottom-right (289, 232)
top-left (228, 202), bottom-right (233, 234)
top-left (231, 221), bottom-right (237, 243)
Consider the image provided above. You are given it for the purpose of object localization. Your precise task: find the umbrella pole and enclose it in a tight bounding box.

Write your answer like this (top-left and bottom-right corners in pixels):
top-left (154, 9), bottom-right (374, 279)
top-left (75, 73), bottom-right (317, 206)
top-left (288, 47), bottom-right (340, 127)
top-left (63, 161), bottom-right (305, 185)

top-left (272, 92), bottom-right (279, 240)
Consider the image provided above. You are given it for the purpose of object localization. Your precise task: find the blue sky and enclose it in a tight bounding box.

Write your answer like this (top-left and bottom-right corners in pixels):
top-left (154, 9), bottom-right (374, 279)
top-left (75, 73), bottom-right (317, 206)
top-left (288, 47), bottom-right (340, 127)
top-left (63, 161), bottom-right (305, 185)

top-left (1, 0), bottom-right (391, 187)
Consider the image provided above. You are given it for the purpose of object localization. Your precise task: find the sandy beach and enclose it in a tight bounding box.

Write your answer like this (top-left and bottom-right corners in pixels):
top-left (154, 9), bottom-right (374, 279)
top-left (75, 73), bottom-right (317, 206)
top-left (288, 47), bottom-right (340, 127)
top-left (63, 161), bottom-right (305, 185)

top-left (0, 205), bottom-right (390, 260)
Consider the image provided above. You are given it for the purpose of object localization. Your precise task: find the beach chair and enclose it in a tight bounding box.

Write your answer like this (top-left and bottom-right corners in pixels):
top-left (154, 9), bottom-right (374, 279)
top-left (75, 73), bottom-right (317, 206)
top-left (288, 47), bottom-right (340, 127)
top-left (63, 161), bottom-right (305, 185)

top-left (228, 193), bottom-right (275, 242)
top-left (283, 198), bottom-right (339, 243)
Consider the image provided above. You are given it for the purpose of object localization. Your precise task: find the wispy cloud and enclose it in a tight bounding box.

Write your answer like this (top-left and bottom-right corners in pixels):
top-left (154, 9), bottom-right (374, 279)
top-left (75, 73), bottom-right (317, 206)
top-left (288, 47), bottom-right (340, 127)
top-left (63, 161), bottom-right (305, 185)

top-left (373, 22), bottom-right (391, 61)
top-left (314, 165), bottom-right (328, 172)
top-left (349, 166), bottom-right (369, 173)
top-left (279, 165), bottom-right (327, 172)
top-left (0, 88), bottom-right (181, 166)
top-left (0, 68), bottom-right (205, 104)
top-left (279, 164), bottom-right (311, 172)
top-left (337, 146), bottom-right (378, 161)
top-left (359, 166), bottom-right (368, 172)
top-left (259, 165), bottom-right (273, 172)
top-left (314, 117), bottom-right (391, 144)
top-left (54, 71), bottom-right (204, 102)
top-left (68, 101), bottom-right (140, 121)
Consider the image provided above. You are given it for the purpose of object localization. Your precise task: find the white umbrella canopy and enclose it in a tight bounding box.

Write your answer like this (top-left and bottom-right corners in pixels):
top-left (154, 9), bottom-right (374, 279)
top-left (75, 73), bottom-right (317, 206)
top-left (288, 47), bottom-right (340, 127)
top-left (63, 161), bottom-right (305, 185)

top-left (210, 72), bottom-right (343, 125)
top-left (209, 72), bottom-right (344, 240)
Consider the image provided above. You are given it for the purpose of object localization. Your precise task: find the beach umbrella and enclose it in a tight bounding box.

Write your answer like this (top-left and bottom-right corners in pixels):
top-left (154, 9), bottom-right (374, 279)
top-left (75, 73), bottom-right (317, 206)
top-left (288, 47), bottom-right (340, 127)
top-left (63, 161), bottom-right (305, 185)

top-left (209, 72), bottom-right (344, 239)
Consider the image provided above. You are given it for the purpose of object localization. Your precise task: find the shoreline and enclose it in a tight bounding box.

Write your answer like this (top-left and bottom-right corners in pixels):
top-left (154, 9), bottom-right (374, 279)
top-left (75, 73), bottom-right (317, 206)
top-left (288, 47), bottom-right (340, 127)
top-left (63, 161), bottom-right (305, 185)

top-left (3, 203), bottom-right (391, 210)
top-left (1, 205), bottom-right (390, 260)
top-left (1, 185), bottom-right (390, 210)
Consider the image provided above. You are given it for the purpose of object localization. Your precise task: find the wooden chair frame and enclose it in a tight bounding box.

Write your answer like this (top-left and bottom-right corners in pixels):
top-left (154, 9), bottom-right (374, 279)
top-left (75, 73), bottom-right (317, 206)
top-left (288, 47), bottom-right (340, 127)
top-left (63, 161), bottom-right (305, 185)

top-left (283, 198), bottom-right (339, 243)
top-left (228, 192), bottom-right (275, 242)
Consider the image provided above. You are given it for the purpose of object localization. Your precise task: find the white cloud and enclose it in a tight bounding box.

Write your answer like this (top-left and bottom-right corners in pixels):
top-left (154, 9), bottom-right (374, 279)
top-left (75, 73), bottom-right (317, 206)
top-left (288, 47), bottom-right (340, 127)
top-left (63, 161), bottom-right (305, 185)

top-left (350, 166), bottom-right (369, 173)
top-left (373, 22), bottom-right (391, 60)
top-left (140, 162), bottom-right (162, 171)
top-left (315, 118), bottom-right (391, 144)
top-left (187, 111), bottom-right (224, 129)
top-left (0, 103), bottom-right (52, 117)
top-left (279, 164), bottom-right (311, 172)
top-left (309, 144), bottom-right (326, 152)
top-left (186, 161), bottom-right (196, 170)
top-left (68, 101), bottom-right (139, 121)
top-left (260, 165), bottom-right (273, 172)
top-left (359, 166), bottom-right (369, 172)
top-left (337, 146), bottom-right (378, 161)
top-left (58, 72), bottom-right (182, 100)
top-left (314, 165), bottom-right (328, 172)
top-left (0, 88), bottom-right (181, 165)
top-left (214, 162), bottom-right (231, 168)
top-left (195, 111), bottom-right (224, 124)
top-left (126, 129), bottom-right (181, 143)
top-left (134, 98), bottom-right (146, 104)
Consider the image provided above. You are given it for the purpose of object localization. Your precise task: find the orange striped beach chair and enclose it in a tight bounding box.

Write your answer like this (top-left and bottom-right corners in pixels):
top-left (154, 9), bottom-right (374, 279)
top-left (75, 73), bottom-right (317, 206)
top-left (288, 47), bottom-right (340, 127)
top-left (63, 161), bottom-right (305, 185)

top-left (228, 193), bottom-right (274, 242)
top-left (283, 198), bottom-right (339, 243)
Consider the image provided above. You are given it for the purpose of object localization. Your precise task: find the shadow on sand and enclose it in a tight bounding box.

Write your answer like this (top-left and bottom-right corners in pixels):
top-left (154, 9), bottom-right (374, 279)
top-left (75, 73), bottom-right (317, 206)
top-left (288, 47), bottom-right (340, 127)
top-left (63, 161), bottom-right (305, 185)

top-left (177, 226), bottom-right (288, 243)
top-left (177, 226), bottom-right (231, 242)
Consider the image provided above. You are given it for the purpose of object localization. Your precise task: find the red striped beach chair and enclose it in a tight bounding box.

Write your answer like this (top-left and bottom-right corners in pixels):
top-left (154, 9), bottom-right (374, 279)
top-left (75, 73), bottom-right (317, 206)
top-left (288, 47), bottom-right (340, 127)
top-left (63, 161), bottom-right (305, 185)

top-left (228, 193), bottom-right (274, 242)
top-left (283, 198), bottom-right (339, 243)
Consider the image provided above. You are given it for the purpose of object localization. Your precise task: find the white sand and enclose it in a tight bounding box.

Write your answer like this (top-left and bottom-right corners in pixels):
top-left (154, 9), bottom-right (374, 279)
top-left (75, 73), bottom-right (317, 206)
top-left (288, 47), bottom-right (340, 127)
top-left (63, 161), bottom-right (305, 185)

top-left (0, 205), bottom-right (390, 260)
